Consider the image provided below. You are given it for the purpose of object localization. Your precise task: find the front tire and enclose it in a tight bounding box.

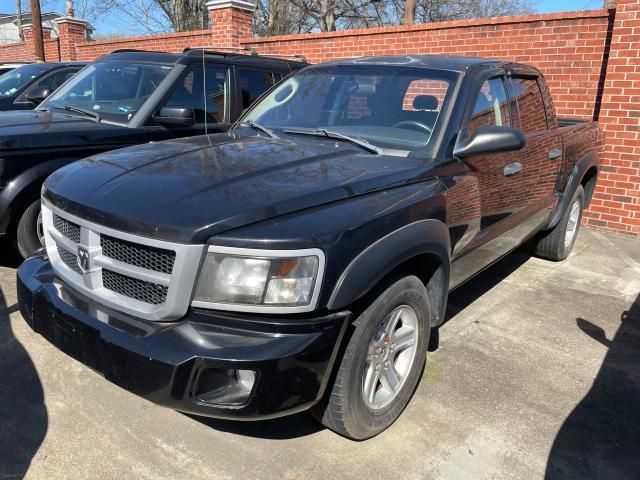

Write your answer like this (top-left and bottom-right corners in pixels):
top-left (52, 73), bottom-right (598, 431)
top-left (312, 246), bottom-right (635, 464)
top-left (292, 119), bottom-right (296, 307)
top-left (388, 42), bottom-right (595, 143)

top-left (16, 200), bottom-right (44, 258)
top-left (534, 185), bottom-right (584, 261)
top-left (315, 276), bottom-right (431, 440)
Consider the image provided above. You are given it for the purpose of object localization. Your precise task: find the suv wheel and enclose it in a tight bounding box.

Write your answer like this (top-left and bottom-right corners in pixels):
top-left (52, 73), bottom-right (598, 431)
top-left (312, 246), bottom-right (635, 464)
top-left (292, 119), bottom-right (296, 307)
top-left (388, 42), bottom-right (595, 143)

top-left (16, 199), bottom-right (44, 258)
top-left (534, 185), bottom-right (584, 261)
top-left (314, 275), bottom-right (431, 439)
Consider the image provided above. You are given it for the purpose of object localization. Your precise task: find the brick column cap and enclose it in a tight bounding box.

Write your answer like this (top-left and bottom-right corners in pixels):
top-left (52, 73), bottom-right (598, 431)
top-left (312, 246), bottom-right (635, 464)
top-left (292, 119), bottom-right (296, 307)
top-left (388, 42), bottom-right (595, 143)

top-left (53, 17), bottom-right (92, 28)
top-left (207, 0), bottom-right (256, 12)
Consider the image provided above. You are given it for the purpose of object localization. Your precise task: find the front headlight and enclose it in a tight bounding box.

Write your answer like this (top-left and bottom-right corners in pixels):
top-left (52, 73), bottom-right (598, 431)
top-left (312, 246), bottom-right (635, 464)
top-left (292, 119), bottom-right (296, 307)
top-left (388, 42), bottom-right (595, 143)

top-left (192, 246), bottom-right (325, 313)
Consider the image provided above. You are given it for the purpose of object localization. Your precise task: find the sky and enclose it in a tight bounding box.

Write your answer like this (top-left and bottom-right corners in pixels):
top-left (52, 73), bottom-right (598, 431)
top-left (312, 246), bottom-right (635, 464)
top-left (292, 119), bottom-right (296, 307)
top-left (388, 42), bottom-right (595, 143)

top-left (23, 0), bottom-right (605, 36)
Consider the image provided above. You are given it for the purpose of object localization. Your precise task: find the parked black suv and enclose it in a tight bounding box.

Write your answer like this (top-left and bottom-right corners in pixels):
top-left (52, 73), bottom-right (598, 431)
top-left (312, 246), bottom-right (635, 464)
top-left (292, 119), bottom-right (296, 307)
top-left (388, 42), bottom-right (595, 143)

top-left (0, 62), bottom-right (87, 110)
top-left (18, 56), bottom-right (602, 439)
top-left (0, 49), bottom-right (305, 257)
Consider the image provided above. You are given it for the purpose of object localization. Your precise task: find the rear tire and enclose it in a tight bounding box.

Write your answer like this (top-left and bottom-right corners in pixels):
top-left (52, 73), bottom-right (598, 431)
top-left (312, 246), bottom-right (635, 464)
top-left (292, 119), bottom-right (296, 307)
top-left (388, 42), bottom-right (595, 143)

top-left (314, 276), bottom-right (431, 440)
top-left (16, 200), bottom-right (44, 259)
top-left (534, 185), bottom-right (584, 261)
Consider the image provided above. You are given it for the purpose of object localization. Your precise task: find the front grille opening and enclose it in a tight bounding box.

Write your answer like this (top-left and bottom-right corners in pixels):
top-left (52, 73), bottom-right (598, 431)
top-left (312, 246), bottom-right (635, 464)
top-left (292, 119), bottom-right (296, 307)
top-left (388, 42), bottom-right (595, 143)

top-left (57, 245), bottom-right (82, 275)
top-left (100, 235), bottom-right (176, 274)
top-left (53, 214), bottom-right (81, 243)
top-left (102, 269), bottom-right (168, 305)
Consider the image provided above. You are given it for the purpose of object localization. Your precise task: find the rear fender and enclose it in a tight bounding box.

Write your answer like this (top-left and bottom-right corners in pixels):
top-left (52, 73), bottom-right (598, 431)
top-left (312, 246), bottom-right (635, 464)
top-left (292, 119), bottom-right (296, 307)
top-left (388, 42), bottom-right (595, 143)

top-left (544, 151), bottom-right (598, 230)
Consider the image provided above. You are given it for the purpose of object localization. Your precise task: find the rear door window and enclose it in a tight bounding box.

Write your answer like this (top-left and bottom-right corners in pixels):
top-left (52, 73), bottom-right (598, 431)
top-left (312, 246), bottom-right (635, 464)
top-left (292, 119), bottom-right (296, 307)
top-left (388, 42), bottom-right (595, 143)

top-left (509, 77), bottom-right (548, 133)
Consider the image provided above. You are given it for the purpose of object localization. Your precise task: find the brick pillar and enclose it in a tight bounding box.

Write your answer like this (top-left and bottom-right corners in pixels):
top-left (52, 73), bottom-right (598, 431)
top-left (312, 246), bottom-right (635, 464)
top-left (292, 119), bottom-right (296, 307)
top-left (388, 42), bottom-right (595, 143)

top-left (207, 0), bottom-right (255, 48)
top-left (54, 17), bottom-right (90, 61)
top-left (585, 0), bottom-right (640, 235)
top-left (20, 25), bottom-right (54, 61)
top-left (20, 26), bottom-right (37, 60)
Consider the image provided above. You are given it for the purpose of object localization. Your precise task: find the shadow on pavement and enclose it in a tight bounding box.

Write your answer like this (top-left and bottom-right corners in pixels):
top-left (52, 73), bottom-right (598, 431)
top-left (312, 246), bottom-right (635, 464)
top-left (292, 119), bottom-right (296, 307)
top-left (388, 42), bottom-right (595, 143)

top-left (545, 293), bottom-right (640, 479)
top-left (186, 411), bottom-right (323, 439)
top-left (445, 248), bottom-right (531, 323)
top-left (0, 288), bottom-right (48, 479)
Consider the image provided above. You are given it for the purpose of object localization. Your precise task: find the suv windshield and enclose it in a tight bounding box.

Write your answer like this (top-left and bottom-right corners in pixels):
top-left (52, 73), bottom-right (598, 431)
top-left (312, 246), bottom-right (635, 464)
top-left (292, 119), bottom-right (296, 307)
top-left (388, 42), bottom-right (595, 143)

top-left (243, 65), bottom-right (457, 151)
top-left (40, 60), bottom-right (174, 124)
top-left (0, 64), bottom-right (51, 97)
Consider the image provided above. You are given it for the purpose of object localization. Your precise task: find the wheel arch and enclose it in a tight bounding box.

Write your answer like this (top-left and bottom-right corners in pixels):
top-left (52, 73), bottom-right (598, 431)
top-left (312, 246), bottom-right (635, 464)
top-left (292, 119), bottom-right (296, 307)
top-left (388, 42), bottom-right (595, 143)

top-left (327, 220), bottom-right (451, 326)
top-left (0, 158), bottom-right (72, 235)
top-left (545, 150), bottom-right (599, 231)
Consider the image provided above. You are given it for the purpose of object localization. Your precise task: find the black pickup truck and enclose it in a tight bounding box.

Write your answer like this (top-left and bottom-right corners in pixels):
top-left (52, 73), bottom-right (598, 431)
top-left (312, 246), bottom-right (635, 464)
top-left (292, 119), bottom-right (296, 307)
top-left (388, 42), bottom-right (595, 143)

top-left (18, 55), bottom-right (603, 440)
top-left (0, 49), bottom-right (305, 257)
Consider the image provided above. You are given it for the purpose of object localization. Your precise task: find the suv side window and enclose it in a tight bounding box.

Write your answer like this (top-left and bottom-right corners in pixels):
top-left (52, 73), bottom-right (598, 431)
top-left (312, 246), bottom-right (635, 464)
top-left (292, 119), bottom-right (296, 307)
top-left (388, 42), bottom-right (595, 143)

top-left (161, 66), bottom-right (228, 123)
top-left (468, 77), bottom-right (510, 134)
top-left (238, 69), bottom-right (276, 110)
top-left (509, 77), bottom-right (548, 133)
top-left (17, 68), bottom-right (80, 103)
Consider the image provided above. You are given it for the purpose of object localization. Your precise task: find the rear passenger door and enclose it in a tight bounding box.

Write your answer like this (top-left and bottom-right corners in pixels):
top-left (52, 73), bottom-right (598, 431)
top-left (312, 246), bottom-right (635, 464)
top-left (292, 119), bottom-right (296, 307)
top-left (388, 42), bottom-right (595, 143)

top-left (507, 76), bottom-right (562, 236)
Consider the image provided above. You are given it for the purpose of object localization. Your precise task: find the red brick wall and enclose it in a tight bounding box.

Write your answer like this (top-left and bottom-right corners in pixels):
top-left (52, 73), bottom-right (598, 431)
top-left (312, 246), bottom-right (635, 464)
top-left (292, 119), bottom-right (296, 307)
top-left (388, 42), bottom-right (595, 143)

top-left (583, 0), bottom-right (640, 235)
top-left (0, 30), bottom-right (60, 62)
top-left (74, 29), bottom-right (215, 61)
top-left (0, 6), bottom-right (639, 236)
top-left (243, 11), bottom-right (611, 121)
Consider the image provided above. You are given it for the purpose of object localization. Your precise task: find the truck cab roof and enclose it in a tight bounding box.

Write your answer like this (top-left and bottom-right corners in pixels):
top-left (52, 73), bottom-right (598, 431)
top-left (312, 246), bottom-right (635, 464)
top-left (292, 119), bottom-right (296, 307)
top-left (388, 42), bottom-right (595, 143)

top-left (316, 55), bottom-right (542, 76)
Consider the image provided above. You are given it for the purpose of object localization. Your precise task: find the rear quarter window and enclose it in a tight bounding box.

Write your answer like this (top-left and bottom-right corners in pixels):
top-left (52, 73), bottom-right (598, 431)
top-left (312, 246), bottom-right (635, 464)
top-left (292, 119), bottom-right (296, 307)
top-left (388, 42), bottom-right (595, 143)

top-left (510, 77), bottom-right (548, 133)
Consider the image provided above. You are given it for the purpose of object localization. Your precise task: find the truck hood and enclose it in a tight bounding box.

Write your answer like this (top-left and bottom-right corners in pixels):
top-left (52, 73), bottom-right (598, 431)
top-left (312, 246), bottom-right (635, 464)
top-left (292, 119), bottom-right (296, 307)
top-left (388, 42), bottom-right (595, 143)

top-left (44, 132), bottom-right (434, 243)
top-left (0, 109), bottom-right (136, 151)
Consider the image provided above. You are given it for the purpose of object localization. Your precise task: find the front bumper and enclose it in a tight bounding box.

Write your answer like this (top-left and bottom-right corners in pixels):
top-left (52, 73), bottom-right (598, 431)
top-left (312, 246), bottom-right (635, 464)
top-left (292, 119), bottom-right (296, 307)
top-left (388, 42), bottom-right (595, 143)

top-left (18, 255), bottom-right (350, 420)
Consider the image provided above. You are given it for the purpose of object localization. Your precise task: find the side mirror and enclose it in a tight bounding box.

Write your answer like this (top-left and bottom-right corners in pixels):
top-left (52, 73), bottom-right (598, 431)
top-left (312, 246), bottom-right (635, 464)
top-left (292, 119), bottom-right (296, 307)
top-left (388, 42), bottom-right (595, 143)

top-left (26, 86), bottom-right (52, 104)
top-left (154, 106), bottom-right (195, 126)
top-left (454, 125), bottom-right (526, 159)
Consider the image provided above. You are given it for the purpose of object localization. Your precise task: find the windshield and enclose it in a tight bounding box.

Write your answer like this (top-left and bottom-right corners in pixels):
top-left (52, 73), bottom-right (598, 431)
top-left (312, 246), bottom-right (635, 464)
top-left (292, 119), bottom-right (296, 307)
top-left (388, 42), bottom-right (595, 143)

top-left (40, 60), bottom-right (174, 124)
top-left (0, 64), bottom-right (51, 97)
top-left (243, 65), bottom-right (458, 151)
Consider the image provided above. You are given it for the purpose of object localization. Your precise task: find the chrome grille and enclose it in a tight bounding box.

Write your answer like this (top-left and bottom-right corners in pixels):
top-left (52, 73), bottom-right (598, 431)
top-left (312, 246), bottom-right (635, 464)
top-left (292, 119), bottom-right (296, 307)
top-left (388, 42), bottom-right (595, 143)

top-left (42, 202), bottom-right (204, 321)
top-left (53, 214), bottom-right (81, 243)
top-left (57, 246), bottom-right (82, 275)
top-left (101, 234), bottom-right (175, 274)
top-left (102, 269), bottom-right (168, 305)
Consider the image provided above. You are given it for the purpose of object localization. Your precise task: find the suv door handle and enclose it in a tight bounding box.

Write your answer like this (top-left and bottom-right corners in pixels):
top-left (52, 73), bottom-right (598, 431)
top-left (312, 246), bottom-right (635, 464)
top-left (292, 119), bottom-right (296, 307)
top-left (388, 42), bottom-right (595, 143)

top-left (548, 149), bottom-right (562, 160)
top-left (503, 162), bottom-right (523, 176)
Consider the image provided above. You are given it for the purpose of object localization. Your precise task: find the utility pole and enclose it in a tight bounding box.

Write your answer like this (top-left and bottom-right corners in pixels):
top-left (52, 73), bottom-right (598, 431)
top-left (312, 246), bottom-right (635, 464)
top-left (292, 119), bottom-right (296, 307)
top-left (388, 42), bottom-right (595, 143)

top-left (16, 0), bottom-right (24, 41)
top-left (29, 0), bottom-right (45, 61)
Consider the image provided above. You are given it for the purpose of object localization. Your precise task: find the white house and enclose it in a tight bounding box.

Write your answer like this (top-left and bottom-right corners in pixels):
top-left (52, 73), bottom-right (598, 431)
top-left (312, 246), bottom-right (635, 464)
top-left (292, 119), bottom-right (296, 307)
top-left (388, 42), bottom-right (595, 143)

top-left (0, 12), bottom-right (66, 44)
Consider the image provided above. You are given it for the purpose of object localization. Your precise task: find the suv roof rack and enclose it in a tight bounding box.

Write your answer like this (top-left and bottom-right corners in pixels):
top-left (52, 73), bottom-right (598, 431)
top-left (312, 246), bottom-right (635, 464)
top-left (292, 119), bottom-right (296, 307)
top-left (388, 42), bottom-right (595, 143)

top-left (183, 46), bottom-right (307, 63)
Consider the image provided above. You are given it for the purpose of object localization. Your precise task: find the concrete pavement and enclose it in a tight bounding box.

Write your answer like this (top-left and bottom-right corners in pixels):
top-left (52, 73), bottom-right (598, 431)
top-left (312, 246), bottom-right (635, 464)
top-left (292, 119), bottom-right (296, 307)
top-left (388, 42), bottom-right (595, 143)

top-left (1, 228), bottom-right (639, 479)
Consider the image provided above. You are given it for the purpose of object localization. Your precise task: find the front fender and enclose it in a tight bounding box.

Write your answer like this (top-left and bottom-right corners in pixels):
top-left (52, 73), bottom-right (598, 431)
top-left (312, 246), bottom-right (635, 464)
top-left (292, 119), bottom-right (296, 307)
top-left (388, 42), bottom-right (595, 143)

top-left (0, 157), bottom-right (76, 234)
top-left (327, 219), bottom-right (451, 318)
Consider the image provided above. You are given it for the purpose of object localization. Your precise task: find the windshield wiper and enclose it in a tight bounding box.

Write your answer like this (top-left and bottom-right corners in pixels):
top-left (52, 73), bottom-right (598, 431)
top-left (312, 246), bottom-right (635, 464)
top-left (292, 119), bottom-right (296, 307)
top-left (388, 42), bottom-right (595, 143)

top-left (282, 128), bottom-right (382, 155)
top-left (237, 120), bottom-right (279, 139)
top-left (53, 105), bottom-right (101, 123)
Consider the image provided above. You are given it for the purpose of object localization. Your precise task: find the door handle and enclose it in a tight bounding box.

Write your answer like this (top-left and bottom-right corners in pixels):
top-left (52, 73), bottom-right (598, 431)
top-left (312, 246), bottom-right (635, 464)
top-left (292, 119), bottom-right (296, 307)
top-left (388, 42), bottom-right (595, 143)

top-left (548, 149), bottom-right (562, 160)
top-left (503, 162), bottom-right (523, 176)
